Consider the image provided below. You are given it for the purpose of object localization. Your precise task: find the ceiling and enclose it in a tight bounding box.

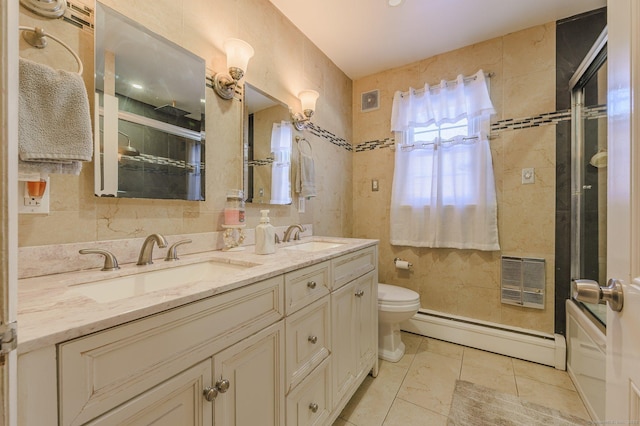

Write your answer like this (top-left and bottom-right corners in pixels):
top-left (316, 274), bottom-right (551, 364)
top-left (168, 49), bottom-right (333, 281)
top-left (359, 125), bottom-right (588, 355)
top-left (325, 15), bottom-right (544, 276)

top-left (268, 0), bottom-right (606, 80)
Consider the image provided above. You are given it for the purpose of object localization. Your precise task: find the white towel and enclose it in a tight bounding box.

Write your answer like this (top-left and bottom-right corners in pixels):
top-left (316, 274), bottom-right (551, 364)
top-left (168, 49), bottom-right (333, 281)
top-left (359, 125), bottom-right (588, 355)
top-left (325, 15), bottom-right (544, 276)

top-left (18, 58), bottom-right (93, 175)
top-left (294, 138), bottom-right (317, 198)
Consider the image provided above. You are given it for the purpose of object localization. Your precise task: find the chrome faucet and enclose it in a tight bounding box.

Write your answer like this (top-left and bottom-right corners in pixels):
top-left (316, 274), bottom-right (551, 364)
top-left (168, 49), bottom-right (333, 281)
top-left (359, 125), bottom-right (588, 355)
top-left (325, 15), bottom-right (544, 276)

top-left (164, 239), bottom-right (192, 261)
top-left (79, 249), bottom-right (120, 271)
top-left (283, 224), bottom-right (305, 242)
top-left (137, 233), bottom-right (168, 265)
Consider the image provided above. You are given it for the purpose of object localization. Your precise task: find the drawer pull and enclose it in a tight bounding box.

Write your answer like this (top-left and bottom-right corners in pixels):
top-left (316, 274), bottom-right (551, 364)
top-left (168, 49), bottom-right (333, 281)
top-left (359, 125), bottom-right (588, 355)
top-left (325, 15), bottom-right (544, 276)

top-left (309, 402), bottom-right (319, 413)
top-left (307, 281), bottom-right (317, 289)
top-left (203, 379), bottom-right (230, 401)
top-left (308, 335), bottom-right (318, 344)
top-left (355, 289), bottom-right (365, 297)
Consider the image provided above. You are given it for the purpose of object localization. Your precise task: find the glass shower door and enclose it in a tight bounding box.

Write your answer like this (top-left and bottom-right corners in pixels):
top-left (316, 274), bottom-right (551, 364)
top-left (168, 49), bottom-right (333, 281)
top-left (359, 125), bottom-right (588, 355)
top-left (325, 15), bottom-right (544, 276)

top-left (571, 36), bottom-right (608, 327)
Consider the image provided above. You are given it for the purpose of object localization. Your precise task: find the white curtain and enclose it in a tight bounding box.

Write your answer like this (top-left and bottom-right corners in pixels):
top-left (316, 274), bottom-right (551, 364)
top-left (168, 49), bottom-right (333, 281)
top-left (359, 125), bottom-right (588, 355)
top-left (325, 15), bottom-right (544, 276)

top-left (270, 121), bottom-right (292, 204)
top-left (389, 70), bottom-right (500, 251)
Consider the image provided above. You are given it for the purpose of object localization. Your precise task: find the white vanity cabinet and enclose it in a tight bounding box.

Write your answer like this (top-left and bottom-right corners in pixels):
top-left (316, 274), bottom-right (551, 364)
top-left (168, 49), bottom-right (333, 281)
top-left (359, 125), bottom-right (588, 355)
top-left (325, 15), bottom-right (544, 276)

top-left (17, 241), bottom-right (378, 426)
top-left (284, 246), bottom-right (378, 426)
top-left (57, 275), bottom-right (283, 426)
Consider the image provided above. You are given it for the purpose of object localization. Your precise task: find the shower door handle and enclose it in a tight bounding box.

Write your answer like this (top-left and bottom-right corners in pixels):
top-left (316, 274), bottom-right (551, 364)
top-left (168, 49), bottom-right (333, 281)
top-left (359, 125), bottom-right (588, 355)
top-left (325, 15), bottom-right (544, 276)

top-left (572, 278), bottom-right (624, 312)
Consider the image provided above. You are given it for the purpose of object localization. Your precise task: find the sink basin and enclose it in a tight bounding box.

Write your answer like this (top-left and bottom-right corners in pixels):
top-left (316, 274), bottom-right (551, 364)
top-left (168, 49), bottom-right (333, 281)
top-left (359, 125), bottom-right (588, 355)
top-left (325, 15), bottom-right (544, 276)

top-left (71, 260), bottom-right (256, 303)
top-left (283, 241), bottom-right (345, 252)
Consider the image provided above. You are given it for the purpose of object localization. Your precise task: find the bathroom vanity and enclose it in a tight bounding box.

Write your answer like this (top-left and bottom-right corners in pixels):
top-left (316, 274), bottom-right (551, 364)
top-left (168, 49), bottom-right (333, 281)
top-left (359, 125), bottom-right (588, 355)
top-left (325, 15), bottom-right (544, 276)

top-left (17, 237), bottom-right (378, 426)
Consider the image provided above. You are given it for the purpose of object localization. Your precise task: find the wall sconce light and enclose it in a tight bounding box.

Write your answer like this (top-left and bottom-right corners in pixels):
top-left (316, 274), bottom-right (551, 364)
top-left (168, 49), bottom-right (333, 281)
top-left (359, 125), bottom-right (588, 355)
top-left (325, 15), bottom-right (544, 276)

top-left (213, 38), bottom-right (255, 100)
top-left (292, 89), bottom-right (319, 131)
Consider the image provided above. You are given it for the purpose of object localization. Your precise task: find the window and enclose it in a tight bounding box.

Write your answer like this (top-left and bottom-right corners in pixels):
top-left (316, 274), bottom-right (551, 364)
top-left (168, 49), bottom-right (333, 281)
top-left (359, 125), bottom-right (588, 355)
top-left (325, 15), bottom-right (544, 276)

top-left (389, 70), bottom-right (499, 251)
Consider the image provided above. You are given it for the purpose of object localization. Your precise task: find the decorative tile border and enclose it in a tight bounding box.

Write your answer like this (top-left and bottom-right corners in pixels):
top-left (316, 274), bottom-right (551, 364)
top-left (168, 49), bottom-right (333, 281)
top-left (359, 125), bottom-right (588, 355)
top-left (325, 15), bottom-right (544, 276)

top-left (490, 109), bottom-right (571, 133)
top-left (355, 137), bottom-right (396, 152)
top-left (583, 104), bottom-right (607, 120)
top-left (247, 158), bottom-right (274, 167)
top-left (119, 154), bottom-right (205, 173)
top-left (62, 0), bottom-right (94, 32)
top-left (307, 123), bottom-right (353, 151)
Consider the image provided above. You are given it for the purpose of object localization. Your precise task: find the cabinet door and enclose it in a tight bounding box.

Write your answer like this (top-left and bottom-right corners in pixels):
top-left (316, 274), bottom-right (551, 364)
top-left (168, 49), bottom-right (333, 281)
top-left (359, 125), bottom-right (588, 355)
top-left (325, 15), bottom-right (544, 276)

top-left (214, 321), bottom-right (285, 426)
top-left (87, 360), bottom-right (212, 426)
top-left (330, 281), bottom-right (356, 408)
top-left (354, 271), bottom-right (377, 372)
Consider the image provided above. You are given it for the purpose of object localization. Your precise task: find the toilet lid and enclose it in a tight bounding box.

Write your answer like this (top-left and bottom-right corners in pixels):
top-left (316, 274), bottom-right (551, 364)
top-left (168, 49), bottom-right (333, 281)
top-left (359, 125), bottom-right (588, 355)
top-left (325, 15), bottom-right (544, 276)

top-left (378, 283), bottom-right (420, 303)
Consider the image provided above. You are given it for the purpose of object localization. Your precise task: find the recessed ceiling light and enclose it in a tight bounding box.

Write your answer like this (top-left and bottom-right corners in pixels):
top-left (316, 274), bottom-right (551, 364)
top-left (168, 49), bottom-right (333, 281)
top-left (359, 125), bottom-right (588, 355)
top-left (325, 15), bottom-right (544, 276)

top-left (388, 0), bottom-right (404, 6)
top-left (131, 83), bottom-right (143, 89)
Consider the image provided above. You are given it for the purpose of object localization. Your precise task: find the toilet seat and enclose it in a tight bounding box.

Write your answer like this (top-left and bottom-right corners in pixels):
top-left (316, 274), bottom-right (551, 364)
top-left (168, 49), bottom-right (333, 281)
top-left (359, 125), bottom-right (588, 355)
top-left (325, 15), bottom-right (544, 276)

top-left (378, 283), bottom-right (420, 312)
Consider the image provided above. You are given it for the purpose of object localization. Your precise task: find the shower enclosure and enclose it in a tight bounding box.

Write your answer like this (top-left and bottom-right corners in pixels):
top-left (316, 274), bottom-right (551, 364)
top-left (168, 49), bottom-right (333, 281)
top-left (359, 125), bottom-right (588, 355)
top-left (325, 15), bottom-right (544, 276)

top-left (567, 28), bottom-right (607, 422)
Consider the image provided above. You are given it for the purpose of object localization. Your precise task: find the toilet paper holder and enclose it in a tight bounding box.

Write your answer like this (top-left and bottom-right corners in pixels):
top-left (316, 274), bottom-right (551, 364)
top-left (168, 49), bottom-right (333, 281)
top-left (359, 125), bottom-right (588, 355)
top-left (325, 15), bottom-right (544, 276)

top-left (394, 258), bottom-right (413, 269)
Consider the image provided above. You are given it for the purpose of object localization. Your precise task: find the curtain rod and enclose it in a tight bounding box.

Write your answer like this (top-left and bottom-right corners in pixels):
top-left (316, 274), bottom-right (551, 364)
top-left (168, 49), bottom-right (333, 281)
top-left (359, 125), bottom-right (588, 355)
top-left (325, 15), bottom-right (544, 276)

top-left (396, 135), bottom-right (480, 151)
top-left (400, 71), bottom-right (494, 98)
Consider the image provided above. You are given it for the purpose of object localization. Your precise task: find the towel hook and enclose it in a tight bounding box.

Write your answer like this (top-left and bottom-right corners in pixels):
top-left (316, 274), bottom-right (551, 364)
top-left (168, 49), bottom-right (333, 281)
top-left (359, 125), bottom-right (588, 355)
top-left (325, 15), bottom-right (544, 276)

top-left (19, 26), bottom-right (83, 75)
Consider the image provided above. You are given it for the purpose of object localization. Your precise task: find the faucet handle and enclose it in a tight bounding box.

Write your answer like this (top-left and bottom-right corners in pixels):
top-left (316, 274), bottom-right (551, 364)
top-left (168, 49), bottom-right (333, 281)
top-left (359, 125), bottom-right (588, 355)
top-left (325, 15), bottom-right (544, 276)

top-left (164, 239), bottom-right (192, 261)
top-left (275, 234), bottom-right (281, 244)
top-left (79, 249), bottom-right (120, 271)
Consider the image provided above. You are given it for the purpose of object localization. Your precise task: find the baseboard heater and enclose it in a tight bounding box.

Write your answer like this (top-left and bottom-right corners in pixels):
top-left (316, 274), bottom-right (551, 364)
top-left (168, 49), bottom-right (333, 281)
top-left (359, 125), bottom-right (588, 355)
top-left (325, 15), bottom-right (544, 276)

top-left (402, 309), bottom-right (566, 370)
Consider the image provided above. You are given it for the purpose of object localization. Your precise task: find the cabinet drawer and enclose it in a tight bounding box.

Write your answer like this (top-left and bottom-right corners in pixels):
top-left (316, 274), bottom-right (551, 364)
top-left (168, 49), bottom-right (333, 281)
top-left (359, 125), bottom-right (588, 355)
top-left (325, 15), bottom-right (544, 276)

top-left (286, 357), bottom-right (332, 426)
top-left (58, 276), bottom-right (284, 426)
top-left (332, 246), bottom-right (377, 290)
top-left (285, 261), bottom-right (330, 314)
top-left (285, 296), bottom-right (331, 392)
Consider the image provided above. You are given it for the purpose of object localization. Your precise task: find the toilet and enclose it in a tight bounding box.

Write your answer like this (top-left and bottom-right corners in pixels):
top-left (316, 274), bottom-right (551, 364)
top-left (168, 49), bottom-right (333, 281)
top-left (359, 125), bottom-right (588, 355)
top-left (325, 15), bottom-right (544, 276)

top-left (377, 283), bottom-right (421, 362)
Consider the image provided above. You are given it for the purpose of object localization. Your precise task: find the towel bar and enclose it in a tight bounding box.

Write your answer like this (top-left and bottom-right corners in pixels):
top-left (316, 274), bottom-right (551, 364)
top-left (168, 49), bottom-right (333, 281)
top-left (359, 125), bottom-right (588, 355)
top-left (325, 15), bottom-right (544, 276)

top-left (19, 26), bottom-right (83, 75)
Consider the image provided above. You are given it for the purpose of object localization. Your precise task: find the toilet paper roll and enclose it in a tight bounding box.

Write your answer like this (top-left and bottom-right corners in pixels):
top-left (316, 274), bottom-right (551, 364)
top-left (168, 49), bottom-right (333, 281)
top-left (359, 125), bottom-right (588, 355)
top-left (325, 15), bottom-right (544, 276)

top-left (395, 260), bottom-right (410, 270)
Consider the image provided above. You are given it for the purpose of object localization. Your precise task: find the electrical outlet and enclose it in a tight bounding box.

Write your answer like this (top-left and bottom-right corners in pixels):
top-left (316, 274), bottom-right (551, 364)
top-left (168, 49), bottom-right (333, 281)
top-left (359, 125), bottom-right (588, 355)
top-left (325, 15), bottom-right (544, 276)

top-left (18, 177), bottom-right (50, 214)
top-left (522, 168), bottom-right (535, 184)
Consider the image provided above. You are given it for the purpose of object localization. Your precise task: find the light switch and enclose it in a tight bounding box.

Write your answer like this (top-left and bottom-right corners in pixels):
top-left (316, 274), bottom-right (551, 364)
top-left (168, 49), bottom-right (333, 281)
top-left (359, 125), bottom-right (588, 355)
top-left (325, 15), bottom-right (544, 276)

top-left (372, 179), bottom-right (379, 192)
top-left (522, 168), bottom-right (535, 184)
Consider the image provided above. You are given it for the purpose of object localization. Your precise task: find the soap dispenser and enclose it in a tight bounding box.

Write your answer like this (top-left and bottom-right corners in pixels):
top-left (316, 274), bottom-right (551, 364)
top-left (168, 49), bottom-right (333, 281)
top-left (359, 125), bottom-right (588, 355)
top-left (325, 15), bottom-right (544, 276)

top-left (255, 209), bottom-right (276, 255)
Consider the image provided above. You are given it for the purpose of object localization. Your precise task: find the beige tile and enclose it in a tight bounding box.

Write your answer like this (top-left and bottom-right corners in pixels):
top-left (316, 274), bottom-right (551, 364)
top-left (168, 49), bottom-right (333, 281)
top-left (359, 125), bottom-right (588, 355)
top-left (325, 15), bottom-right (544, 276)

top-left (513, 359), bottom-right (577, 391)
top-left (339, 361), bottom-right (407, 426)
top-left (419, 337), bottom-right (464, 360)
top-left (462, 347), bottom-right (515, 376)
top-left (397, 351), bottom-right (461, 415)
top-left (503, 22), bottom-right (555, 79)
top-left (516, 376), bottom-right (591, 420)
top-left (386, 332), bottom-right (423, 371)
top-left (460, 363), bottom-right (517, 396)
top-left (383, 398), bottom-right (448, 426)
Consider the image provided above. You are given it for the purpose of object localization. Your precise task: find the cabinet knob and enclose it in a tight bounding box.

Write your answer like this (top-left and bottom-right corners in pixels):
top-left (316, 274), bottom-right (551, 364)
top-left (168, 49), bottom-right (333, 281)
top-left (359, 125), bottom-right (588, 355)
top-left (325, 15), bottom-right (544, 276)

top-left (216, 378), bottom-right (230, 393)
top-left (203, 386), bottom-right (218, 401)
top-left (309, 402), bottom-right (319, 413)
top-left (307, 281), bottom-right (317, 289)
top-left (308, 335), bottom-right (318, 344)
top-left (203, 379), bottom-right (231, 401)
top-left (355, 289), bottom-right (365, 297)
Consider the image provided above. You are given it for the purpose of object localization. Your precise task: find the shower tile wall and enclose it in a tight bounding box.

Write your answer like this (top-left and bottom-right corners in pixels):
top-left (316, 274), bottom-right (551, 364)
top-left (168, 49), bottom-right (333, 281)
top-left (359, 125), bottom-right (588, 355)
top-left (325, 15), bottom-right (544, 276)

top-left (353, 22), bottom-right (558, 333)
top-left (17, 0), bottom-right (353, 247)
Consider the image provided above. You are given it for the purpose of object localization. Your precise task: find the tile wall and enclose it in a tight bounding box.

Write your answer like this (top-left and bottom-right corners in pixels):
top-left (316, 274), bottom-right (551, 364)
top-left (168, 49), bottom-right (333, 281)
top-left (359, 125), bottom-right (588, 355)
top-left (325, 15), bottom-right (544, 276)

top-left (352, 23), bottom-right (559, 333)
top-left (17, 0), bottom-right (353, 248)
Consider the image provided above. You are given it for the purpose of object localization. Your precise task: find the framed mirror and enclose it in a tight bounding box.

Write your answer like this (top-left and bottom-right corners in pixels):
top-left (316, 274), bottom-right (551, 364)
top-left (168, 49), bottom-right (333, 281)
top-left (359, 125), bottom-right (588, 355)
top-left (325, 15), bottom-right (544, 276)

top-left (243, 84), bottom-right (293, 205)
top-left (94, 2), bottom-right (206, 200)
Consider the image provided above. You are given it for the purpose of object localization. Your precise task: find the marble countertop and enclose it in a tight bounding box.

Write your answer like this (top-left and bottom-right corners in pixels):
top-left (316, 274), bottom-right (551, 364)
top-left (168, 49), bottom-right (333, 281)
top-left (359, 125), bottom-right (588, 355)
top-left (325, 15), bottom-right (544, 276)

top-left (17, 236), bottom-right (378, 354)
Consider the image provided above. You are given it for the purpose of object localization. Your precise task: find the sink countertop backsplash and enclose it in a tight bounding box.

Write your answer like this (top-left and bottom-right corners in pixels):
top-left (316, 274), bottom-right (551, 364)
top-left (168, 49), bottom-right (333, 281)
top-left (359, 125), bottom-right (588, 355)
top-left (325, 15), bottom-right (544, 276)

top-left (17, 227), bottom-right (378, 355)
top-left (18, 225), bottom-right (313, 279)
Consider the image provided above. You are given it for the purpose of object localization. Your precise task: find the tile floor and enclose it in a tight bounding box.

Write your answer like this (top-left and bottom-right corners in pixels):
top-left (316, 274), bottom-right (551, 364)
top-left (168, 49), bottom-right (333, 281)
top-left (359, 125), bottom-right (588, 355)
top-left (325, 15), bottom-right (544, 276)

top-left (333, 332), bottom-right (591, 426)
